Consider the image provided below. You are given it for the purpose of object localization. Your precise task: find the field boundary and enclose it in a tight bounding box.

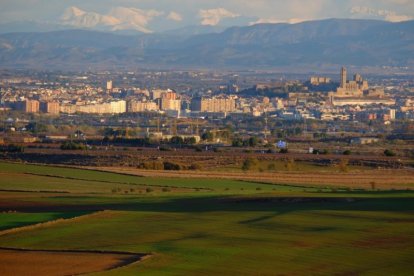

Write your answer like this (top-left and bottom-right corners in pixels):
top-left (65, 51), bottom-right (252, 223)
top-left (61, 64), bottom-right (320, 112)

top-left (0, 210), bottom-right (106, 237)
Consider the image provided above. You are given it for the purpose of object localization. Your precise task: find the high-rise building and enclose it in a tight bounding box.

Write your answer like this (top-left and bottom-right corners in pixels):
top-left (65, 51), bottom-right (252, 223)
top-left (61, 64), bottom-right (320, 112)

top-left (191, 96), bottom-right (236, 113)
top-left (161, 98), bottom-right (181, 111)
top-left (40, 101), bottom-right (60, 114)
top-left (160, 91), bottom-right (180, 111)
top-left (16, 99), bottom-right (40, 113)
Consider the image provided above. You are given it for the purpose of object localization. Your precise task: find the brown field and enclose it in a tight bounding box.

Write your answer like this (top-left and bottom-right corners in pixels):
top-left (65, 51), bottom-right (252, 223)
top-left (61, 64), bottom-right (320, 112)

top-left (2, 146), bottom-right (409, 169)
top-left (92, 166), bottom-right (414, 190)
top-left (0, 248), bottom-right (145, 276)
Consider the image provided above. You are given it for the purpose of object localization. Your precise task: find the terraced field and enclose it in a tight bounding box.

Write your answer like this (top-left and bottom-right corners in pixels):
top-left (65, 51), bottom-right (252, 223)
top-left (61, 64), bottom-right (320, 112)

top-left (0, 162), bottom-right (413, 275)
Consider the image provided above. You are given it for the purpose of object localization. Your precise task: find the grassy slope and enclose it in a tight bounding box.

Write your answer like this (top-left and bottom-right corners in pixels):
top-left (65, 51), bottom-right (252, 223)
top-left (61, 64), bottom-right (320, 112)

top-left (0, 162), bottom-right (312, 193)
top-left (0, 162), bottom-right (413, 275)
top-left (0, 199), bottom-right (413, 275)
top-left (0, 212), bottom-right (85, 231)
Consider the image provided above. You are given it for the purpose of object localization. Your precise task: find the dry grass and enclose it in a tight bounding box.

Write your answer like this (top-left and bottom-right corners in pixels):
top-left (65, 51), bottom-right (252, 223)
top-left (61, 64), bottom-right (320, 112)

top-left (92, 166), bottom-right (414, 190)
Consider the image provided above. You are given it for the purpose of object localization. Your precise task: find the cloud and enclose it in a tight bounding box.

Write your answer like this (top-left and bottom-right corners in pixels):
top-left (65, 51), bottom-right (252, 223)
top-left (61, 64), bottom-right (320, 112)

top-left (61, 6), bottom-right (120, 28)
top-left (350, 6), bottom-right (413, 22)
top-left (250, 17), bottom-right (306, 25)
top-left (167, 11), bottom-right (182, 22)
top-left (199, 8), bottom-right (239, 26)
top-left (109, 7), bottom-right (163, 32)
top-left (60, 6), bottom-right (164, 33)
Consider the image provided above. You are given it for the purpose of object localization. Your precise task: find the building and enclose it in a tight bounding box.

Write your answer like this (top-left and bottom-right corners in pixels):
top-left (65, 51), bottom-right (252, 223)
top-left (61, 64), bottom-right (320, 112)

top-left (350, 137), bottom-right (380, 145)
top-left (320, 112), bottom-right (350, 121)
top-left (331, 97), bottom-right (396, 106)
top-left (340, 67), bottom-right (347, 88)
top-left (16, 100), bottom-right (39, 113)
top-left (310, 77), bottom-right (331, 85)
top-left (127, 100), bottom-right (159, 112)
top-left (151, 89), bottom-right (174, 100)
top-left (191, 96), bottom-right (236, 113)
top-left (40, 101), bottom-right (60, 114)
top-left (335, 67), bottom-right (368, 97)
top-left (61, 100), bottom-right (126, 114)
top-left (106, 80), bottom-right (113, 91)
top-left (161, 91), bottom-right (181, 112)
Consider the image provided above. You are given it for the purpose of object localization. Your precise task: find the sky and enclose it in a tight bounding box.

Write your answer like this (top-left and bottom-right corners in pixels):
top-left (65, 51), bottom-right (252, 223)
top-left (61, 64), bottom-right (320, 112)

top-left (1, 0), bottom-right (413, 32)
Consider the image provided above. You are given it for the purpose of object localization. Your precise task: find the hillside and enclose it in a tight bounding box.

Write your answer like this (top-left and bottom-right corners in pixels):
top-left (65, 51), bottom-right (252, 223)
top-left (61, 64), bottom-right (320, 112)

top-left (0, 19), bottom-right (413, 69)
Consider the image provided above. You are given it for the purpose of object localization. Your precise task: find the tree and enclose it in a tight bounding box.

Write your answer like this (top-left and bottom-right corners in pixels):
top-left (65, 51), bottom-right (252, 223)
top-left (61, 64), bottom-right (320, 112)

top-left (242, 158), bottom-right (259, 171)
top-left (248, 136), bottom-right (258, 147)
top-left (232, 138), bottom-right (244, 147)
top-left (170, 136), bottom-right (184, 145)
top-left (201, 132), bottom-right (213, 141)
top-left (184, 137), bottom-right (196, 145)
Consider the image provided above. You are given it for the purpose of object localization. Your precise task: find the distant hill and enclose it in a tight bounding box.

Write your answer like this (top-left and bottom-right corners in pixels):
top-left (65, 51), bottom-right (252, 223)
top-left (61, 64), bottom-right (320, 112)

top-left (0, 19), bottom-right (413, 70)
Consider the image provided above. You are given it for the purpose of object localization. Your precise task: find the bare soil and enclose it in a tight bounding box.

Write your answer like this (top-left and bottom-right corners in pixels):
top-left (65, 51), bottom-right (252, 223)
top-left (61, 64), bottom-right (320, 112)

top-left (0, 248), bottom-right (146, 276)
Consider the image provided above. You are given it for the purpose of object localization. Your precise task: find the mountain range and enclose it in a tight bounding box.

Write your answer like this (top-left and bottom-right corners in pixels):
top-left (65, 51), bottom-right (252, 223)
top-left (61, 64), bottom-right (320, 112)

top-left (0, 18), bottom-right (413, 70)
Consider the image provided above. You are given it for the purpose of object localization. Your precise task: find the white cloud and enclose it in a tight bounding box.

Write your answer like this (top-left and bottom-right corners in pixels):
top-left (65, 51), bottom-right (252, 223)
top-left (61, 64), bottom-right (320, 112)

top-left (199, 8), bottom-right (239, 26)
top-left (249, 17), bottom-right (306, 25)
top-left (60, 6), bottom-right (164, 33)
top-left (61, 6), bottom-right (120, 28)
top-left (350, 6), bottom-right (413, 22)
top-left (167, 11), bottom-right (182, 22)
top-left (109, 7), bottom-right (163, 32)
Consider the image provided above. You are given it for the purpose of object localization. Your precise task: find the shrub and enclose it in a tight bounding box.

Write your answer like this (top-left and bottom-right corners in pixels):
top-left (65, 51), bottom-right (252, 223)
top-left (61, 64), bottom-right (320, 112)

top-left (146, 187), bottom-right (154, 193)
top-left (384, 149), bottom-right (396, 157)
top-left (163, 161), bottom-right (182, 171)
top-left (159, 145), bottom-right (172, 151)
top-left (279, 148), bottom-right (288, 154)
top-left (162, 187), bottom-right (171, 192)
top-left (343, 150), bottom-right (351, 155)
top-left (60, 141), bottom-right (86, 150)
top-left (0, 144), bottom-right (25, 153)
top-left (242, 158), bottom-right (259, 171)
top-left (320, 149), bottom-right (329, 155)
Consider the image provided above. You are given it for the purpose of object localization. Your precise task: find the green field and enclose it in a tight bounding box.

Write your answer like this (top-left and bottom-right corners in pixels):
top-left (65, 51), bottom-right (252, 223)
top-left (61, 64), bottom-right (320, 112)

top-left (0, 162), bottom-right (413, 275)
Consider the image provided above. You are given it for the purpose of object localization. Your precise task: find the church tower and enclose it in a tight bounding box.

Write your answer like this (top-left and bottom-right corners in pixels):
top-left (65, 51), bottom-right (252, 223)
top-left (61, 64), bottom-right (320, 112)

top-left (340, 67), bottom-right (347, 88)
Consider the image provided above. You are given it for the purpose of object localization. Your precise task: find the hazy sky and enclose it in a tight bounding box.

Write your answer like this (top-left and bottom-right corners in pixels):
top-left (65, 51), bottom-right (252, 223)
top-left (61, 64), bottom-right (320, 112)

top-left (1, 0), bottom-right (413, 31)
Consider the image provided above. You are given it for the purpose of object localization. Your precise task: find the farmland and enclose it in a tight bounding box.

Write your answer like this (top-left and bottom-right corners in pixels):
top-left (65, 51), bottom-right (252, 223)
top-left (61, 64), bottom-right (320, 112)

top-left (0, 162), bottom-right (414, 275)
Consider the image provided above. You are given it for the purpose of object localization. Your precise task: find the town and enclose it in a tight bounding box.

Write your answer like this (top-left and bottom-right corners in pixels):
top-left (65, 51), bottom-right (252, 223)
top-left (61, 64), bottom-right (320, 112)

top-left (0, 67), bottom-right (413, 148)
